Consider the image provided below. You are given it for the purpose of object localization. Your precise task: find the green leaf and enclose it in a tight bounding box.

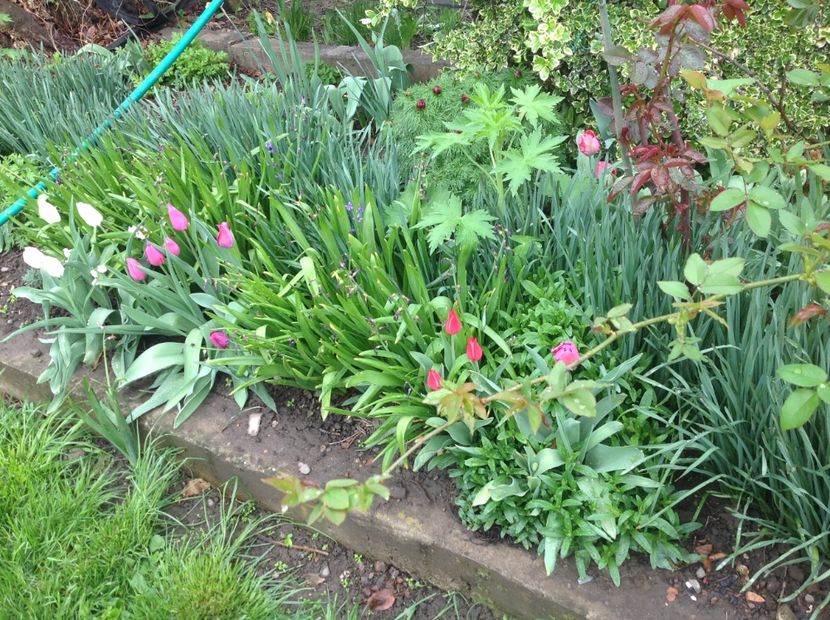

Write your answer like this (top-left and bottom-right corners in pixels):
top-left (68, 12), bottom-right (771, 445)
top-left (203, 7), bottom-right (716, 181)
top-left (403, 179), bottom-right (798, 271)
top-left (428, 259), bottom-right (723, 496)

top-left (324, 487), bottom-right (351, 511)
top-left (494, 130), bottom-right (565, 195)
top-left (658, 280), bottom-right (691, 299)
top-left (815, 270), bottom-right (830, 294)
top-left (780, 389), bottom-right (820, 430)
top-left (510, 84), bottom-right (562, 127)
top-left (777, 364), bottom-right (828, 387)
top-left (745, 202), bottom-right (771, 237)
top-left (787, 69), bottom-right (819, 86)
top-left (585, 445), bottom-right (644, 473)
top-left (683, 253), bottom-right (708, 286)
top-left (123, 342), bottom-right (184, 384)
top-left (706, 77), bottom-right (755, 96)
top-left (808, 163), bottom-right (830, 181)
top-left (779, 210), bottom-right (804, 236)
top-left (559, 389), bottom-right (597, 418)
top-left (416, 193), bottom-right (495, 252)
top-left (749, 186), bottom-right (786, 210)
top-left (817, 384), bottom-right (830, 405)
top-left (606, 303), bottom-right (633, 319)
top-left (710, 188), bottom-right (745, 212)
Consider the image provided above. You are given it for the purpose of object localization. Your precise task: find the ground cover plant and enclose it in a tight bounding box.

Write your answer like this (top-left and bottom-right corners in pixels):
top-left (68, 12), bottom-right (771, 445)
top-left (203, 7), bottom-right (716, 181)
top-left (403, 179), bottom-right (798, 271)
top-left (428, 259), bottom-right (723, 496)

top-left (0, 2), bottom-right (828, 617)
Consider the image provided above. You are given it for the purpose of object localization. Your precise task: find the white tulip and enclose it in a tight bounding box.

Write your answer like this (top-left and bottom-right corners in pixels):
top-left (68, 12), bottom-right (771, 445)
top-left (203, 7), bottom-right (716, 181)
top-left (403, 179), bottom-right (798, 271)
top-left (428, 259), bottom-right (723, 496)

top-left (40, 256), bottom-right (65, 278)
top-left (22, 246), bottom-right (45, 270)
top-left (22, 246), bottom-right (64, 278)
top-left (76, 201), bottom-right (103, 228)
top-left (37, 194), bottom-right (61, 224)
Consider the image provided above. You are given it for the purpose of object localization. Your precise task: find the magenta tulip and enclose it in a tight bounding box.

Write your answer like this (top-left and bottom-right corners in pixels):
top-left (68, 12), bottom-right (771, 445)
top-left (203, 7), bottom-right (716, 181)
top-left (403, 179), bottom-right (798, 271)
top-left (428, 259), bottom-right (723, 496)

top-left (126, 258), bottom-right (146, 282)
top-left (164, 237), bottom-right (181, 256)
top-left (145, 243), bottom-right (165, 267)
top-left (209, 330), bottom-right (230, 349)
top-left (216, 222), bottom-right (234, 249)
top-left (167, 203), bottom-right (189, 231)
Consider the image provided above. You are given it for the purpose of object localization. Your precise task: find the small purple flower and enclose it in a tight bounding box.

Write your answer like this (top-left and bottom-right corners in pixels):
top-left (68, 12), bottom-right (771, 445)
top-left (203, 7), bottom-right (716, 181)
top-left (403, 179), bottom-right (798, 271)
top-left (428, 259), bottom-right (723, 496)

top-left (265, 140), bottom-right (275, 155)
top-left (345, 201), bottom-right (354, 212)
top-left (356, 205), bottom-right (365, 223)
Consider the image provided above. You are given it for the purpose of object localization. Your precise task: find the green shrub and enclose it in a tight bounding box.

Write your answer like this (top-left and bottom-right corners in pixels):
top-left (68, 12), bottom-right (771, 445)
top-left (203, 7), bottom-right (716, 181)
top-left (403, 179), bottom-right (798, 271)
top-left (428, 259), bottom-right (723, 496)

top-left (143, 35), bottom-right (230, 88)
top-left (389, 69), bottom-right (537, 201)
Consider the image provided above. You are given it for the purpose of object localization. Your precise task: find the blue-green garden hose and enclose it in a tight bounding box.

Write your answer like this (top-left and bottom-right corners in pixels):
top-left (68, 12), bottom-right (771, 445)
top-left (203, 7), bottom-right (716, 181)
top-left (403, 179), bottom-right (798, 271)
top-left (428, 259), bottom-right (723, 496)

top-left (0, 0), bottom-right (225, 227)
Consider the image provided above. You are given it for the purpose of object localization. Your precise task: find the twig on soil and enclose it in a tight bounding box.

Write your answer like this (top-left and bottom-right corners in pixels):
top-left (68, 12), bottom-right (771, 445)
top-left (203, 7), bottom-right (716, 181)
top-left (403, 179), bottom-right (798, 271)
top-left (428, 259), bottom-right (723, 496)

top-left (265, 537), bottom-right (330, 557)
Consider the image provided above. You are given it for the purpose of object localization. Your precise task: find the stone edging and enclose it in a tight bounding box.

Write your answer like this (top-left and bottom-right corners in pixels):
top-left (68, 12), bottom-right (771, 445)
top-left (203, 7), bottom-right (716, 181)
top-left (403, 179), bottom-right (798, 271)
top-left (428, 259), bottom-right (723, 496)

top-left (162, 27), bottom-right (450, 83)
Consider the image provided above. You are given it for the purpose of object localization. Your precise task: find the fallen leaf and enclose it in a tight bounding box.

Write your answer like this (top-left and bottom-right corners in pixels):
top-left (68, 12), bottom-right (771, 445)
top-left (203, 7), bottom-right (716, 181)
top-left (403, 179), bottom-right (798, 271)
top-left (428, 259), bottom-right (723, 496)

top-left (367, 588), bottom-right (396, 611)
top-left (746, 591), bottom-right (766, 604)
top-left (305, 573), bottom-right (325, 587)
top-left (709, 552), bottom-right (727, 562)
top-left (666, 586), bottom-right (679, 603)
top-left (695, 543), bottom-right (713, 555)
top-left (182, 478), bottom-right (211, 497)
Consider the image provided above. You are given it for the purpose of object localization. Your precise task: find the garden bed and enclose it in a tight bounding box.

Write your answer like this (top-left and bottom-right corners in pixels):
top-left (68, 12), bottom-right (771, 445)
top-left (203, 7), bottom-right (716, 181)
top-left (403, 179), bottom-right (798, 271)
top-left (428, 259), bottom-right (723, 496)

top-left (0, 251), bottom-right (821, 620)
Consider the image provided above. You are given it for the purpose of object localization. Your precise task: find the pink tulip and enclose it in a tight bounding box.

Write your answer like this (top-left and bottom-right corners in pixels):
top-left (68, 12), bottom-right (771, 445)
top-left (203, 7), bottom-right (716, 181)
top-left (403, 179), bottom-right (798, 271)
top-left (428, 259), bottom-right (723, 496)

top-left (577, 130), bottom-right (601, 156)
top-left (466, 337), bottom-right (483, 363)
top-left (595, 161), bottom-right (614, 177)
top-left (445, 307), bottom-right (462, 336)
top-left (144, 243), bottom-right (166, 267)
top-left (164, 237), bottom-right (181, 256)
top-left (126, 258), bottom-right (146, 282)
top-left (552, 341), bottom-right (580, 366)
top-left (216, 222), bottom-right (235, 249)
top-left (209, 330), bottom-right (230, 349)
top-left (167, 203), bottom-right (189, 231)
top-left (426, 369), bottom-right (443, 391)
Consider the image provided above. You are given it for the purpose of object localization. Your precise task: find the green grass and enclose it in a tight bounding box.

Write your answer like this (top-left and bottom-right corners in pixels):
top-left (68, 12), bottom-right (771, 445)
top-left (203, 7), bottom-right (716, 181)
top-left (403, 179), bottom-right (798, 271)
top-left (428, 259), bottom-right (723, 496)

top-left (0, 400), bottom-right (321, 619)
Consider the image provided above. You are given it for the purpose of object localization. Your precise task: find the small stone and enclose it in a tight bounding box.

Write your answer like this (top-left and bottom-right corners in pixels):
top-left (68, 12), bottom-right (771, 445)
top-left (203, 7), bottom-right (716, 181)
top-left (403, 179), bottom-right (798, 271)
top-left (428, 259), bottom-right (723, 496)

top-left (207, 498), bottom-right (215, 507)
top-left (0, 266), bottom-right (8, 272)
top-left (805, 594), bottom-right (815, 604)
top-left (319, 563), bottom-right (330, 578)
top-left (298, 462), bottom-right (310, 475)
top-left (696, 567), bottom-right (706, 580)
top-left (710, 596), bottom-right (719, 605)
top-left (374, 560), bottom-right (386, 573)
top-left (319, 445), bottom-right (327, 454)
top-left (690, 595), bottom-right (697, 602)
top-left (685, 579), bottom-right (702, 594)
top-left (777, 604), bottom-right (798, 620)
top-left (31, 349), bottom-right (42, 358)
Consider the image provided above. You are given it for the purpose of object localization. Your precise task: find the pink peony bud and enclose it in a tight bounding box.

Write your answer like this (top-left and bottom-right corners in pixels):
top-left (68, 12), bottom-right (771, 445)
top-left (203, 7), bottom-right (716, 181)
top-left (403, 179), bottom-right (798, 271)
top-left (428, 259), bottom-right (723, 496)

top-left (445, 307), bottom-right (462, 335)
top-left (126, 257), bottom-right (146, 282)
top-left (144, 243), bottom-right (166, 267)
top-left (552, 341), bottom-right (580, 366)
top-left (167, 203), bottom-right (189, 231)
top-left (426, 369), bottom-right (443, 391)
top-left (164, 237), bottom-right (180, 256)
top-left (577, 130), bottom-right (601, 156)
top-left (216, 222), bottom-right (235, 249)
top-left (466, 337), bottom-right (483, 363)
top-left (209, 330), bottom-right (230, 349)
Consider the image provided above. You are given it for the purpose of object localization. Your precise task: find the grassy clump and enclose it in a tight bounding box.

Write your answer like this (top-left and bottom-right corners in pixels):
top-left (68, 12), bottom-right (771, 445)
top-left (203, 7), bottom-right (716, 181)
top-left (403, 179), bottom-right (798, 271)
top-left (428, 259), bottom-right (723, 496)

top-left (0, 401), bottom-right (316, 619)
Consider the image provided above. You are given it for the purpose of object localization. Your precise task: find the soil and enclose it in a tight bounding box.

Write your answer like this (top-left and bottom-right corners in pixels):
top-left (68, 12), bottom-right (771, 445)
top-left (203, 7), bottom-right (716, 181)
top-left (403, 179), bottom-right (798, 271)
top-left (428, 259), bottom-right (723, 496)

top-left (0, 248), bottom-right (42, 340)
top-left (1, 245), bottom-right (827, 619)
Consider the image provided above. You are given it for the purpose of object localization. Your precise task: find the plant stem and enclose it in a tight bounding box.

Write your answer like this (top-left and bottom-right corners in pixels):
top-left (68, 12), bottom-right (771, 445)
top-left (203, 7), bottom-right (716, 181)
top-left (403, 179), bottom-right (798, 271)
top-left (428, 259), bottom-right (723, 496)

top-left (379, 422), bottom-right (451, 477)
top-left (597, 0), bottom-right (633, 177)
